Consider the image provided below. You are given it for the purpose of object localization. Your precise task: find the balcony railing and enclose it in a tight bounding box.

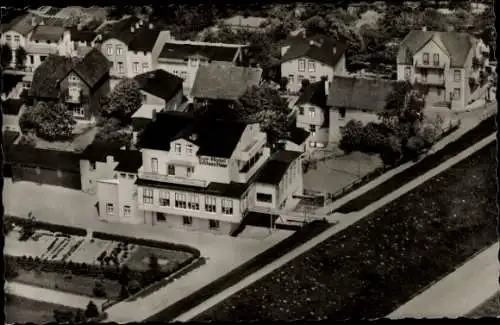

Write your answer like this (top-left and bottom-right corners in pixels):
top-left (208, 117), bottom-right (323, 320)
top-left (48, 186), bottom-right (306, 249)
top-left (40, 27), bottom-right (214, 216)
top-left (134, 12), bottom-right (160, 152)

top-left (414, 60), bottom-right (447, 69)
top-left (138, 168), bottom-right (208, 188)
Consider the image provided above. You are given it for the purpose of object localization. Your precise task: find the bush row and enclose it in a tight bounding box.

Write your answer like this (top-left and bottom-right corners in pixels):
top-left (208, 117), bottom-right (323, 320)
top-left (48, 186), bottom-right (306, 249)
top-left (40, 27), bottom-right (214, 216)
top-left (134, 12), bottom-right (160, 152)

top-left (92, 231), bottom-right (201, 258)
top-left (5, 215), bottom-right (88, 237)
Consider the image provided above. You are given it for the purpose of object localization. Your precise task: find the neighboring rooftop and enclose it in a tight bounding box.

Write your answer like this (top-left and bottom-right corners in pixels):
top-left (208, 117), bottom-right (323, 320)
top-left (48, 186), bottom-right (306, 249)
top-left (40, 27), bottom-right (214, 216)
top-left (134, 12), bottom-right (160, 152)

top-left (327, 76), bottom-right (398, 112)
top-left (397, 30), bottom-right (478, 68)
top-left (134, 69), bottom-right (184, 101)
top-left (128, 27), bottom-right (161, 52)
top-left (100, 16), bottom-right (141, 45)
top-left (222, 15), bottom-right (268, 29)
top-left (114, 150), bottom-right (143, 173)
top-left (281, 34), bottom-right (347, 68)
top-left (158, 42), bottom-right (240, 62)
top-left (295, 80), bottom-right (328, 108)
top-left (256, 150), bottom-right (302, 185)
top-left (2, 99), bottom-right (24, 116)
top-left (0, 13), bottom-right (41, 36)
top-left (30, 25), bottom-right (65, 42)
top-left (132, 104), bottom-right (165, 120)
top-left (4, 145), bottom-right (81, 172)
top-left (69, 27), bottom-right (97, 43)
top-left (71, 48), bottom-right (111, 89)
top-left (190, 64), bottom-right (262, 101)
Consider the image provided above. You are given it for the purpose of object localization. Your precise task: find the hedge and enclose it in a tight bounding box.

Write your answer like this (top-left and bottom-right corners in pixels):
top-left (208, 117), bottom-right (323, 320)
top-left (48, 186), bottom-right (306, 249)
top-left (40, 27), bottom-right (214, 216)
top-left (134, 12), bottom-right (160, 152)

top-left (145, 220), bottom-right (331, 322)
top-left (91, 231), bottom-right (201, 258)
top-left (5, 215), bottom-right (87, 237)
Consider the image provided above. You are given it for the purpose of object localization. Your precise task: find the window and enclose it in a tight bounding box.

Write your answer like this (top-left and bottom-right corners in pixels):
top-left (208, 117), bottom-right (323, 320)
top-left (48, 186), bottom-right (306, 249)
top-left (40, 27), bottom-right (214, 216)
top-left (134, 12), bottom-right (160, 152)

top-left (167, 164), bottom-right (175, 175)
top-left (308, 107), bottom-right (315, 118)
top-left (309, 124), bottom-right (316, 136)
top-left (298, 106), bottom-right (304, 115)
top-left (183, 216), bottom-right (193, 226)
top-left (187, 166), bottom-right (194, 177)
top-left (339, 107), bottom-right (346, 118)
top-left (133, 62), bottom-right (139, 73)
top-left (422, 52), bottom-right (429, 65)
top-left (151, 158), bottom-right (158, 173)
top-left (123, 205), bottom-right (131, 216)
top-left (142, 63), bottom-right (149, 72)
top-left (120, 173), bottom-right (126, 178)
top-left (288, 74), bottom-right (294, 84)
top-left (89, 161), bottom-right (96, 171)
top-left (73, 106), bottom-right (85, 117)
top-left (175, 143), bottom-right (181, 154)
top-left (128, 174), bottom-right (134, 179)
top-left (181, 71), bottom-right (187, 79)
top-left (308, 60), bottom-right (316, 72)
top-left (143, 188), bottom-right (154, 204)
top-left (188, 194), bottom-right (200, 210)
top-left (310, 76), bottom-right (316, 82)
top-left (116, 47), bottom-right (123, 55)
top-left (107, 47), bottom-right (113, 55)
top-left (118, 62), bottom-right (124, 73)
top-left (29, 55), bottom-right (34, 64)
top-left (106, 203), bottom-right (114, 215)
top-left (40, 56), bottom-right (47, 62)
top-left (14, 35), bottom-right (20, 47)
top-left (6, 35), bottom-right (12, 42)
top-left (405, 67), bottom-right (411, 79)
top-left (175, 193), bottom-right (187, 209)
top-left (156, 212), bottom-right (166, 222)
top-left (256, 193), bottom-right (272, 203)
top-left (186, 144), bottom-right (193, 155)
top-left (190, 58), bottom-right (198, 66)
top-left (433, 53), bottom-right (440, 66)
top-left (209, 219), bottom-right (220, 229)
top-left (221, 199), bottom-right (233, 215)
top-left (35, 167), bottom-right (41, 175)
top-left (454, 70), bottom-right (461, 82)
top-left (159, 191), bottom-right (170, 206)
top-left (437, 88), bottom-right (442, 96)
top-left (298, 59), bottom-right (305, 72)
top-left (298, 75), bottom-right (304, 83)
top-left (205, 196), bottom-right (217, 213)
top-left (453, 88), bottom-right (461, 100)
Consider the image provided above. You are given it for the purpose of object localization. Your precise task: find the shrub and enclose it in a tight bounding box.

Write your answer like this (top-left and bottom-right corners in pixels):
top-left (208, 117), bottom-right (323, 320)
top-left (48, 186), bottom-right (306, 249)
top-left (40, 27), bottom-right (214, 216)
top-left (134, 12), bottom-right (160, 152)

top-left (84, 301), bottom-right (100, 319)
top-left (405, 135), bottom-right (426, 160)
top-left (93, 281), bottom-right (107, 298)
top-left (469, 77), bottom-right (478, 93)
top-left (19, 101), bottom-right (76, 141)
top-left (53, 309), bottom-right (74, 323)
top-left (128, 279), bottom-right (141, 295)
top-left (339, 119), bottom-right (364, 153)
top-left (18, 134), bottom-right (37, 147)
top-left (73, 310), bottom-right (86, 323)
top-left (380, 135), bottom-right (402, 167)
top-left (120, 284), bottom-right (130, 299)
top-left (360, 122), bottom-right (388, 153)
top-left (149, 254), bottom-right (159, 270)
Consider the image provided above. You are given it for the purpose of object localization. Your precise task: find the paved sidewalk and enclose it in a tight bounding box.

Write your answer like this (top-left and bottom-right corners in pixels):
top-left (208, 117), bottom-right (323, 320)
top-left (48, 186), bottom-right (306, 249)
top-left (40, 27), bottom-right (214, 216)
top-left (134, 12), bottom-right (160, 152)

top-left (387, 242), bottom-right (499, 319)
top-left (315, 101), bottom-right (496, 216)
top-left (172, 133), bottom-right (496, 322)
top-left (5, 282), bottom-right (105, 309)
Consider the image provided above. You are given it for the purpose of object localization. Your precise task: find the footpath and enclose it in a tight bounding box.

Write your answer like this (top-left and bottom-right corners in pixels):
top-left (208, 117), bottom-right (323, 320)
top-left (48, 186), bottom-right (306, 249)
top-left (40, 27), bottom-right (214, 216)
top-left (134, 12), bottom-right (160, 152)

top-left (171, 133), bottom-right (496, 322)
top-left (388, 242), bottom-right (499, 319)
top-left (5, 282), bottom-right (106, 309)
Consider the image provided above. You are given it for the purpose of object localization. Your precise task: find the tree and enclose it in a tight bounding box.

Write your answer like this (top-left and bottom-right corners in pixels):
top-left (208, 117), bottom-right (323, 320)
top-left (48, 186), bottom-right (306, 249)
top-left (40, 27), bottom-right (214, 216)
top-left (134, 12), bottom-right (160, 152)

top-left (5, 259), bottom-right (18, 279)
top-left (93, 281), bottom-right (107, 298)
top-left (300, 78), bottom-right (311, 92)
top-left (84, 301), bottom-right (99, 319)
top-left (339, 119), bottom-right (364, 153)
top-left (119, 284), bottom-right (130, 299)
top-left (118, 265), bottom-right (130, 286)
top-left (405, 135), bottom-right (426, 161)
top-left (1, 43), bottom-right (13, 68)
top-left (94, 118), bottom-right (133, 148)
top-left (19, 101), bottom-right (76, 141)
top-left (15, 46), bottom-right (27, 69)
top-left (102, 79), bottom-right (142, 122)
top-left (18, 134), bottom-right (37, 147)
top-left (73, 310), bottom-right (86, 323)
top-left (127, 279), bottom-right (141, 295)
top-left (380, 135), bottom-right (403, 167)
top-left (149, 254), bottom-right (159, 270)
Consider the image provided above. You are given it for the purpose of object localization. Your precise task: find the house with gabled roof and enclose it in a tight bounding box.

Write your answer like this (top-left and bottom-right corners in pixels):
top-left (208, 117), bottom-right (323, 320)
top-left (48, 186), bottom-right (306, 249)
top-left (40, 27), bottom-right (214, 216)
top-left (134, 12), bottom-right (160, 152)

top-left (281, 33), bottom-right (348, 92)
top-left (95, 107), bottom-right (304, 233)
top-left (29, 48), bottom-right (111, 122)
top-left (397, 29), bottom-right (490, 109)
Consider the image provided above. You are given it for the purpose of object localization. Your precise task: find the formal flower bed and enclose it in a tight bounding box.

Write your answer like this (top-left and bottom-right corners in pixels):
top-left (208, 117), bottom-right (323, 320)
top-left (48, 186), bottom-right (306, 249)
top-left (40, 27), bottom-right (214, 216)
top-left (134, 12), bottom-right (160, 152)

top-left (195, 142), bottom-right (497, 321)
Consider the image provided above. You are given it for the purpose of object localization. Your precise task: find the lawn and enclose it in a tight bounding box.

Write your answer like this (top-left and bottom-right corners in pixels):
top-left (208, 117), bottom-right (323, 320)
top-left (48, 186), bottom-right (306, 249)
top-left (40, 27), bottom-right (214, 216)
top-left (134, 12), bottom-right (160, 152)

top-left (467, 293), bottom-right (500, 318)
top-left (5, 295), bottom-right (82, 324)
top-left (194, 142), bottom-right (497, 321)
top-left (125, 246), bottom-right (193, 273)
top-left (13, 266), bottom-right (122, 300)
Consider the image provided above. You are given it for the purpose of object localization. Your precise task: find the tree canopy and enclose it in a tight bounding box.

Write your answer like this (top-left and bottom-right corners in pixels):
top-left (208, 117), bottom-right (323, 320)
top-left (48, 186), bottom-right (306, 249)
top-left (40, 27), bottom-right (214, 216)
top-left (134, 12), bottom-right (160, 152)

top-left (19, 101), bottom-right (76, 141)
top-left (102, 79), bottom-right (142, 122)
top-left (1, 43), bottom-right (13, 68)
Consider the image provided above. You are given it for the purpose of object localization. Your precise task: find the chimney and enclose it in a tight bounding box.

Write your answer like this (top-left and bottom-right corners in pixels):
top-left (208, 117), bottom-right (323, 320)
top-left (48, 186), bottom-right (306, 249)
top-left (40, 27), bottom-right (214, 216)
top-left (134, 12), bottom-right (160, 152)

top-left (106, 155), bottom-right (114, 165)
top-left (422, 26), bottom-right (427, 32)
top-left (130, 26), bottom-right (135, 33)
top-left (148, 23), bottom-right (154, 30)
top-left (135, 22), bottom-right (140, 29)
top-left (152, 109), bottom-right (157, 121)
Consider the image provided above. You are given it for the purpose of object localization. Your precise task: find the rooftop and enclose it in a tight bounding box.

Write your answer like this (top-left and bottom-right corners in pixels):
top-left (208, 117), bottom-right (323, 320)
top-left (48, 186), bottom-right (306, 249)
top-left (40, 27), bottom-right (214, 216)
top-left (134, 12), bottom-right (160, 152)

top-left (256, 150), bottom-right (302, 185)
top-left (223, 15), bottom-right (268, 28)
top-left (114, 150), bottom-right (143, 173)
top-left (134, 69), bottom-right (184, 101)
top-left (131, 104), bottom-right (165, 120)
top-left (281, 34), bottom-right (347, 68)
top-left (158, 42), bottom-right (240, 62)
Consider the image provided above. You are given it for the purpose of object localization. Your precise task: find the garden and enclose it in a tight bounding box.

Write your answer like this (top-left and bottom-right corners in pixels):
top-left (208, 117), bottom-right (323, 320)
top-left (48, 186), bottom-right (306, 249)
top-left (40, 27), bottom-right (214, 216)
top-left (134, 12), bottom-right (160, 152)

top-left (467, 293), bottom-right (500, 318)
top-left (194, 141), bottom-right (497, 321)
top-left (5, 295), bottom-right (83, 324)
top-left (4, 217), bottom-right (202, 312)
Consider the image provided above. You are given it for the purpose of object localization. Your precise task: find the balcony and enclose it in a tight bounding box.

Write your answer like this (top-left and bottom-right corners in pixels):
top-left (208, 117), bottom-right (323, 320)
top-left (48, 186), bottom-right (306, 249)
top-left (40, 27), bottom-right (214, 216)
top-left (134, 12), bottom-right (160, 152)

top-left (138, 167), bottom-right (208, 188)
top-left (414, 60), bottom-right (447, 69)
top-left (415, 76), bottom-right (445, 87)
top-left (238, 132), bottom-right (267, 161)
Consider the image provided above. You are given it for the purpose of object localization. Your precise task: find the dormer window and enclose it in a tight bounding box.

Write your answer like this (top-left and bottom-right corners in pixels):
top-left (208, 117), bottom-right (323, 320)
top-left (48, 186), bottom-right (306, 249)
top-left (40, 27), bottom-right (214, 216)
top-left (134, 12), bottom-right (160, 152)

top-left (186, 144), bottom-right (193, 155)
top-left (190, 58), bottom-right (198, 67)
top-left (175, 143), bottom-right (182, 154)
top-left (423, 52), bottom-right (429, 65)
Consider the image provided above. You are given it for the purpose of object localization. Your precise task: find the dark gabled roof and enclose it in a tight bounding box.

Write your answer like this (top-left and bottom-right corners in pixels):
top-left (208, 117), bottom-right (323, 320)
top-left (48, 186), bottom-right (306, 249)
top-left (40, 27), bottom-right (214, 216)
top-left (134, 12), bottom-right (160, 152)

top-left (71, 48), bottom-right (111, 89)
top-left (132, 116), bottom-right (153, 132)
top-left (5, 145), bottom-right (81, 172)
top-left (256, 150), bottom-right (301, 185)
top-left (0, 13), bottom-right (40, 36)
top-left (295, 81), bottom-right (327, 107)
top-left (134, 69), bottom-right (184, 101)
top-left (281, 34), bottom-right (347, 67)
top-left (69, 27), bottom-right (97, 43)
top-left (135, 177), bottom-right (251, 199)
top-left (114, 150), bottom-right (143, 173)
top-left (2, 99), bottom-right (24, 115)
top-left (2, 130), bottom-right (20, 152)
top-left (80, 142), bottom-right (125, 162)
top-left (159, 43), bottom-right (239, 62)
top-left (397, 30), bottom-right (476, 68)
top-left (190, 64), bottom-right (262, 101)
top-left (30, 24), bottom-right (65, 43)
top-left (138, 109), bottom-right (248, 158)
top-left (29, 55), bottom-right (75, 99)
top-left (100, 16), bottom-right (141, 45)
top-left (128, 28), bottom-right (161, 52)
top-left (327, 76), bottom-right (398, 112)
top-left (287, 125), bottom-right (310, 145)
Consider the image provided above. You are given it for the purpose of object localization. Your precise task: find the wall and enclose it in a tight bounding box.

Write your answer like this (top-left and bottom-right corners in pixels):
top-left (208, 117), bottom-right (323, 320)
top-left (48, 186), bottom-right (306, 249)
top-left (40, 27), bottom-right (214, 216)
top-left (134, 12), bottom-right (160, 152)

top-left (328, 108), bottom-right (379, 144)
top-left (142, 90), bottom-right (166, 106)
top-left (143, 211), bottom-right (238, 235)
top-left (334, 53), bottom-right (347, 76)
top-left (1, 30), bottom-right (27, 67)
top-left (165, 88), bottom-right (183, 111)
top-left (116, 172), bottom-right (140, 224)
top-left (282, 57), bottom-right (335, 92)
top-left (11, 165), bottom-right (81, 189)
top-left (96, 179), bottom-right (119, 222)
top-left (80, 157), bottom-right (118, 193)
top-left (101, 38), bottom-right (129, 78)
top-left (254, 183), bottom-right (277, 209)
top-left (277, 156), bottom-right (303, 209)
top-left (296, 103), bottom-right (326, 128)
top-left (127, 50), bottom-right (153, 78)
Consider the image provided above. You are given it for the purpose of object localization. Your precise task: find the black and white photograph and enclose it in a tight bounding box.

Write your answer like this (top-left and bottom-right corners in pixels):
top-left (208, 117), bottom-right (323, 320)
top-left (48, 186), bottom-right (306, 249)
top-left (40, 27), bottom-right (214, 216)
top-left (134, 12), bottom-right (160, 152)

top-left (1, 1), bottom-right (498, 323)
